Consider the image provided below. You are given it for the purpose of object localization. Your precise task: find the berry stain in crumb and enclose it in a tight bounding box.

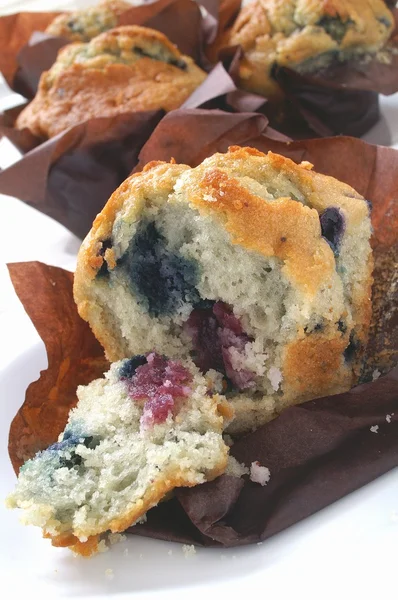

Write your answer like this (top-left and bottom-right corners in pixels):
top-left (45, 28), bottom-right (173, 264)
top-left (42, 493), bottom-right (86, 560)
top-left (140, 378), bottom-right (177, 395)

top-left (184, 300), bottom-right (256, 391)
top-left (125, 352), bottom-right (192, 429)
top-left (120, 221), bottom-right (200, 317)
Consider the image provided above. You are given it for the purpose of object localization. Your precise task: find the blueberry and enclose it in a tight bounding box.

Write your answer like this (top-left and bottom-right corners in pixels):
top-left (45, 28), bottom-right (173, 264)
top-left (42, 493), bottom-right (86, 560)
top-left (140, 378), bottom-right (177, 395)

top-left (59, 453), bottom-right (83, 469)
top-left (191, 299), bottom-right (215, 311)
top-left (317, 16), bottom-right (353, 43)
top-left (82, 436), bottom-right (100, 450)
top-left (304, 320), bottom-right (323, 334)
top-left (133, 46), bottom-right (151, 59)
top-left (119, 355), bottom-right (147, 379)
top-left (378, 16), bottom-right (391, 28)
top-left (337, 319), bottom-right (347, 334)
top-left (120, 221), bottom-right (200, 317)
top-left (320, 207), bottom-right (345, 255)
top-left (48, 434), bottom-right (101, 469)
top-left (59, 435), bottom-right (101, 469)
top-left (169, 57), bottom-right (187, 70)
top-left (96, 239), bottom-right (113, 279)
top-left (344, 332), bottom-right (360, 363)
top-left (66, 19), bottom-right (85, 34)
top-left (365, 199), bottom-right (372, 214)
top-left (133, 46), bottom-right (187, 70)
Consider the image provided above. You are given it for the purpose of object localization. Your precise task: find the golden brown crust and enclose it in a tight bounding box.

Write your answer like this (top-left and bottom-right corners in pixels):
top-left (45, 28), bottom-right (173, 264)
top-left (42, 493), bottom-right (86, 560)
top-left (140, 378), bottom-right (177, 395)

top-left (45, 531), bottom-right (101, 556)
top-left (188, 165), bottom-right (335, 297)
top-left (283, 333), bottom-right (351, 398)
top-left (16, 25), bottom-right (206, 139)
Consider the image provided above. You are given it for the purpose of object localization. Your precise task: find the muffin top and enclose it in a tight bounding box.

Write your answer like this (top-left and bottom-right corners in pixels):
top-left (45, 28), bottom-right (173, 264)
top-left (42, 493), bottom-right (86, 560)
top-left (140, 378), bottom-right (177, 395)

top-left (46, 23), bottom-right (190, 85)
top-left (45, 0), bottom-right (131, 42)
top-left (16, 25), bottom-right (206, 139)
top-left (225, 0), bottom-right (394, 94)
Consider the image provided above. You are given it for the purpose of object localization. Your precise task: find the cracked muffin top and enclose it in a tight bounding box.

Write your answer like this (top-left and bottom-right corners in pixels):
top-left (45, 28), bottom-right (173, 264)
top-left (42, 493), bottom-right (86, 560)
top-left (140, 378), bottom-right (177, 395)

top-left (16, 25), bottom-right (207, 139)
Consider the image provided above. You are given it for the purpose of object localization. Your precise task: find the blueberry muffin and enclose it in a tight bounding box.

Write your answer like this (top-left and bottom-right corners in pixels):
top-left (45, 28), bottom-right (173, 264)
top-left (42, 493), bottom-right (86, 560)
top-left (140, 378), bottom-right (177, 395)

top-left (45, 0), bottom-right (131, 42)
top-left (15, 26), bottom-right (206, 139)
top-left (73, 147), bottom-right (373, 434)
top-left (7, 353), bottom-right (231, 556)
top-left (221, 0), bottom-right (394, 99)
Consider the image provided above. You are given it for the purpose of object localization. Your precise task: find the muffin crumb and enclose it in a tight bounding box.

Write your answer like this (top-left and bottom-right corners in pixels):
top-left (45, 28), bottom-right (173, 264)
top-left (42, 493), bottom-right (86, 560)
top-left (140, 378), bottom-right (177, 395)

top-left (225, 456), bottom-right (249, 478)
top-left (108, 532), bottom-right (126, 546)
top-left (250, 461), bottom-right (270, 486)
top-left (182, 544), bottom-right (196, 558)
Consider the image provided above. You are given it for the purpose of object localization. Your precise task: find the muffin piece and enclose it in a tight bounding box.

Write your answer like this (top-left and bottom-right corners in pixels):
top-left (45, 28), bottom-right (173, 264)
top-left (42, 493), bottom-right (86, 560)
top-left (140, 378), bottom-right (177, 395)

top-left (45, 0), bottom-right (131, 42)
top-left (222, 0), bottom-right (394, 99)
top-left (16, 26), bottom-right (206, 139)
top-left (74, 146), bottom-right (373, 434)
top-left (6, 353), bottom-right (230, 556)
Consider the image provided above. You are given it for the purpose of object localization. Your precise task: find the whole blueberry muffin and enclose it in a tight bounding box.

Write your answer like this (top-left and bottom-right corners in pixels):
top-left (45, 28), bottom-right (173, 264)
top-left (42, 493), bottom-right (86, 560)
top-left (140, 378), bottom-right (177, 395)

top-left (74, 146), bottom-right (373, 434)
top-left (16, 26), bottom-right (206, 139)
top-left (45, 0), bottom-right (131, 42)
top-left (221, 0), bottom-right (394, 99)
top-left (7, 353), bottom-right (231, 556)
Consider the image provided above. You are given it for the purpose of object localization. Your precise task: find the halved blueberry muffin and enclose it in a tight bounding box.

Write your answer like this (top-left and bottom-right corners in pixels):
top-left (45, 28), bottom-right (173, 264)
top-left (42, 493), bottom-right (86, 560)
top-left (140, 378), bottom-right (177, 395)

top-left (74, 146), bottom-right (373, 433)
top-left (7, 353), bottom-right (231, 556)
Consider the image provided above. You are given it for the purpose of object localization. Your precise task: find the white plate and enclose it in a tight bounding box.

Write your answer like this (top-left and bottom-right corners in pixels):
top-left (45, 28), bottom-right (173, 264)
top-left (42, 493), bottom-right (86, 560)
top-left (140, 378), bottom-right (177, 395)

top-left (0, 342), bottom-right (397, 600)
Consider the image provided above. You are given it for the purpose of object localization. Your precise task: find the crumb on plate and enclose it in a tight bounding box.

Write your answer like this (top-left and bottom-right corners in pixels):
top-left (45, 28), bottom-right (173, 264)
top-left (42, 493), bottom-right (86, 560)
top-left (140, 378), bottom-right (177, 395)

top-left (250, 461), bottom-right (271, 486)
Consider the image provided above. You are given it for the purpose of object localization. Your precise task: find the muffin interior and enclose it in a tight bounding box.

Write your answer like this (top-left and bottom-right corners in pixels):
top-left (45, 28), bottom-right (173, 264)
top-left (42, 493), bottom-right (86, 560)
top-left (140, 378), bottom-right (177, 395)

top-left (82, 150), bottom-right (372, 431)
top-left (7, 354), bottom-right (228, 550)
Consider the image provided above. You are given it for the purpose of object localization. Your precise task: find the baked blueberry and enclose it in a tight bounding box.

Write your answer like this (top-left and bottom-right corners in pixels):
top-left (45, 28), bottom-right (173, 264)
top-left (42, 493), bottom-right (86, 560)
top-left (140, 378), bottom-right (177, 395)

top-left (120, 221), bottom-right (200, 317)
top-left (320, 207), bottom-right (345, 255)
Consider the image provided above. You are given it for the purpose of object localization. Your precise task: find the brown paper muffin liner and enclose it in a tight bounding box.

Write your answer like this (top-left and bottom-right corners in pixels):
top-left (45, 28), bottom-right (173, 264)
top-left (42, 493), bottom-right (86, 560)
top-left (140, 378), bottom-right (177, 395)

top-left (0, 64), bottom-right (287, 238)
top-left (210, 5), bottom-right (398, 137)
top-left (0, 0), bottom-right (225, 98)
top-left (6, 119), bottom-right (398, 547)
